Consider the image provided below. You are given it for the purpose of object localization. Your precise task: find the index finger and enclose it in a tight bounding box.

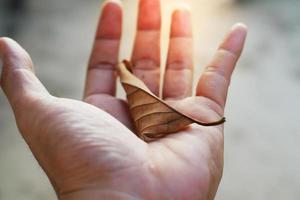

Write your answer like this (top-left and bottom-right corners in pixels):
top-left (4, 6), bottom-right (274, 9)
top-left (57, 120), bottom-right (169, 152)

top-left (196, 24), bottom-right (248, 109)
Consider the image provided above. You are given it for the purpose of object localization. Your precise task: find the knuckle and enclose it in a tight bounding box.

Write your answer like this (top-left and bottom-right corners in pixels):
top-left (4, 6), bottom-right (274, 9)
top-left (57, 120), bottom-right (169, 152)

top-left (133, 58), bottom-right (159, 70)
top-left (218, 47), bottom-right (238, 59)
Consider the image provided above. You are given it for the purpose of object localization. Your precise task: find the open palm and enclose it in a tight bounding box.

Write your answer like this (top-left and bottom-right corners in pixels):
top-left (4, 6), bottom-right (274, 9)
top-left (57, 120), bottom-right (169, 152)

top-left (0, 0), bottom-right (247, 199)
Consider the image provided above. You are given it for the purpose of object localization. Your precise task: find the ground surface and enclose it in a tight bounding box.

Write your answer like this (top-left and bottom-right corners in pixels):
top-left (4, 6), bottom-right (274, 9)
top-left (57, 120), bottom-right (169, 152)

top-left (0, 0), bottom-right (300, 199)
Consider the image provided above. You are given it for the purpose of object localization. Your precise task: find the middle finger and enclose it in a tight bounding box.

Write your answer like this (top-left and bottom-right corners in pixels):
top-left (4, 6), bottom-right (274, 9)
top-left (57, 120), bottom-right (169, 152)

top-left (131, 0), bottom-right (161, 96)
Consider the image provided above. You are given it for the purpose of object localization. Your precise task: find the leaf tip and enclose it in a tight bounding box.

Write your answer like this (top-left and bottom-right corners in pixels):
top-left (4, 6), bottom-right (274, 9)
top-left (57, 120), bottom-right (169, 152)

top-left (122, 59), bottom-right (133, 73)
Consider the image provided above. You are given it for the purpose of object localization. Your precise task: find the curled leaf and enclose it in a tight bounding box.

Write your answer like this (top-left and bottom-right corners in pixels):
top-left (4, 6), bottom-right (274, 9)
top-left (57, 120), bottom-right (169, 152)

top-left (118, 60), bottom-right (225, 141)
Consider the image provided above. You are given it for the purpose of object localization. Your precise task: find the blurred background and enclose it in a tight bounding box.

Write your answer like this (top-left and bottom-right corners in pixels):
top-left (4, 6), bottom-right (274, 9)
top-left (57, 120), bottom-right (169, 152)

top-left (0, 0), bottom-right (300, 199)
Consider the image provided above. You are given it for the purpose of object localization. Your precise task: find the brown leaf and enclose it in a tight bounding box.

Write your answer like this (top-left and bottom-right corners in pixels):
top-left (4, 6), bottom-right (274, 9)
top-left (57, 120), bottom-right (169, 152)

top-left (118, 60), bottom-right (225, 142)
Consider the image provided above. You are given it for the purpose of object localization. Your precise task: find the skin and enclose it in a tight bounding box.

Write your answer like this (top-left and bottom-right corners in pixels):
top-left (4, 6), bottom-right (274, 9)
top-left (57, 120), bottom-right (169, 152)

top-left (0, 0), bottom-right (247, 199)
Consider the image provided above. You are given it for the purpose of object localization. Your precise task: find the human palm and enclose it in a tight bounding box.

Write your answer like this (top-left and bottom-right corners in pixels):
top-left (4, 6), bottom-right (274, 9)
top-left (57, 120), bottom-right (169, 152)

top-left (0, 0), bottom-right (247, 199)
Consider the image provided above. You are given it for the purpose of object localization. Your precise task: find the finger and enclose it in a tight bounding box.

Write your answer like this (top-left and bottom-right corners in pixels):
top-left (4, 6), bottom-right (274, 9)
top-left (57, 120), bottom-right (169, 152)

top-left (0, 38), bottom-right (55, 191)
top-left (163, 6), bottom-right (193, 100)
top-left (131, 0), bottom-right (161, 96)
top-left (84, 0), bottom-right (122, 98)
top-left (196, 23), bottom-right (248, 109)
top-left (0, 37), bottom-right (49, 110)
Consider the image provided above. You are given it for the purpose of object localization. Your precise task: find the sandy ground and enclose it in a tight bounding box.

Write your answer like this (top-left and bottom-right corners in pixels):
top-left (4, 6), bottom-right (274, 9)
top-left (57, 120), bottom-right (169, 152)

top-left (0, 0), bottom-right (300, 199)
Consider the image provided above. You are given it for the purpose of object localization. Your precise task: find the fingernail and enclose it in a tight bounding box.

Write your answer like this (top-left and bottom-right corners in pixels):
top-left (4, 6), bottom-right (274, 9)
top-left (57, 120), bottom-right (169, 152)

top-left (230, 23), bottom-right (248, 42)
top-left (102, 0), bottom-right (122, 9)
top-left (173, 3), bottom-right (192, 20)
top-left (175, 3), bottom-right (191, 12)
top-left (231, 23), bottom-right (248, 31)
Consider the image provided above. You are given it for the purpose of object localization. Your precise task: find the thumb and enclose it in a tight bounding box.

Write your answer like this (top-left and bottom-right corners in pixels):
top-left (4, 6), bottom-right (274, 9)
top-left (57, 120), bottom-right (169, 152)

top-left (0, 37), bottom-right (50, 110)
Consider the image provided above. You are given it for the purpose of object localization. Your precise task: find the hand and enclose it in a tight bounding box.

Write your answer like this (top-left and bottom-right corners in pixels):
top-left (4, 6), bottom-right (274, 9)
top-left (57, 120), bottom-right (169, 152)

top-left (0, 0), bottom-right (247, 199)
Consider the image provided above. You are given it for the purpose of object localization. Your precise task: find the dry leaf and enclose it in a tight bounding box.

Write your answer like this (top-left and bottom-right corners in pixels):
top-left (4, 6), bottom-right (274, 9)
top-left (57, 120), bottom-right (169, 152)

top-left (118, 60), bottom-right (225, 141)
